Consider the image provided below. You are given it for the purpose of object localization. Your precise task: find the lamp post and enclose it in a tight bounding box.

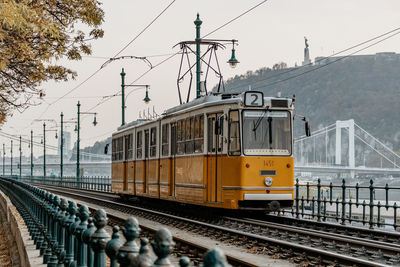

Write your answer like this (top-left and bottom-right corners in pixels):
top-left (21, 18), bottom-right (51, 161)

top-left (30, 130), bottom-right (33, 177)
top-left (120, 70), bottom-right (151, 126)
top-left (176, 14), bottom-right (239, 103)
top-left (2, 143), bottom-right (5, 175)
top-left (43, 122), bottom-right (46, 181)
top-left (60, 112), bottom-right (64, 180)
top-left (121, 69), bottom-right (126, 126)
top-left (194, 14), bottom-right (202, 99)
top-left (77, 102), bottom-right (80, 183)
top-left (10, 140), bottom-right (12, 176)
top-left (76, 101), bottom-right (98, 187)
top-left (19, 135), bottom-right (21, 179)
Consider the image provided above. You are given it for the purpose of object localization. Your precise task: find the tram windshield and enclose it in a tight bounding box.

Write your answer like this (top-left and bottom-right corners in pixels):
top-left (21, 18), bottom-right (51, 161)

top-left (242, 110), bottom-right (291, 155)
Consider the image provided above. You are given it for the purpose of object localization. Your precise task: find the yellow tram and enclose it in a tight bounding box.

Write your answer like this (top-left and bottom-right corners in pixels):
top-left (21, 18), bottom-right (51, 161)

top-left (111, 91), bottom-right (295, 211)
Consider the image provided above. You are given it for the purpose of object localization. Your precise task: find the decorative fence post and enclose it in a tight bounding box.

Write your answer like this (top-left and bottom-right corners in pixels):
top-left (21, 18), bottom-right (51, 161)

top-left (56, 198), bottom-right (68, 265)
top-left (151, 228), bottom-right (175, 267)
top-left (75, 205), bottom-right (89, 267)
top-left (82, 218), bottom-right (96, 267)
top-left (369, 179), bottom-right (375, 229)
top-left (117, 217), bottom-right (140, 266)
top-left (105, 226), bottom-right (123, 267)
top-left (64, 201), bottom-right (77, 265)
top-left (90, 209), bottom-right (110, 267)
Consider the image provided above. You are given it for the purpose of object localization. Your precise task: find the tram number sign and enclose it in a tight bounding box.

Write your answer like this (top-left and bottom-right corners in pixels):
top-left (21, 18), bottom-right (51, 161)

top-left (244, 91), bottom-right (264, 107)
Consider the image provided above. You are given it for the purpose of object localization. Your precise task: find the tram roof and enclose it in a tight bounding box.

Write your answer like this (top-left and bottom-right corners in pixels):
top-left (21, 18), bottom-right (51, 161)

top-left (115, 92), bottom-right (292, 133)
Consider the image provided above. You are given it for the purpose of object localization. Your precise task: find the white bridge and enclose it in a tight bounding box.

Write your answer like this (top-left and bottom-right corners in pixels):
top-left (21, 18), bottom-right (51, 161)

top-left (294, 119), bottom-right (400, 177)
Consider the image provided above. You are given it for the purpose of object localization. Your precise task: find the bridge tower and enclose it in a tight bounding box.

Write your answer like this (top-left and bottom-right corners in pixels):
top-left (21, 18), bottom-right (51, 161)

top-left (335, 119), bottom-right (355, 168)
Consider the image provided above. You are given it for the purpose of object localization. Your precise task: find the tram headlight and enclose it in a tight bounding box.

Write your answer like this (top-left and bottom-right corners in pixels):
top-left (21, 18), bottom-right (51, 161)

top-left (264, 177), bottom-right (273, 187)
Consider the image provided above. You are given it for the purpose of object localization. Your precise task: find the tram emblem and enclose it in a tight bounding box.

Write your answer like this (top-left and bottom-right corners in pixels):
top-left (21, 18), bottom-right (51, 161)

top-left (263, 160), bottom-right (274, 167)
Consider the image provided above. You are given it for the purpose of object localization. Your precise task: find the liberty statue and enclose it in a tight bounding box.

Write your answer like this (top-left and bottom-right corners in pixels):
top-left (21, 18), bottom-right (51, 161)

top-left (302, 37), bottom-right (311, 66)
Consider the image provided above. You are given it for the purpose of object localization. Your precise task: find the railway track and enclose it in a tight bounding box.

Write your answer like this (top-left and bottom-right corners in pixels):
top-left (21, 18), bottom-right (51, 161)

top-left (38, 184), bottom-right (400, 266)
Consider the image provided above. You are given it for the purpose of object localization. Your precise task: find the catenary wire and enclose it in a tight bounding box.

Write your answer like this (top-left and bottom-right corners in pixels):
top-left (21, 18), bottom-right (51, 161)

top-left (39, 0), bottom-right (177, 113)
top-left (202, 0), bottom-right (268, 38)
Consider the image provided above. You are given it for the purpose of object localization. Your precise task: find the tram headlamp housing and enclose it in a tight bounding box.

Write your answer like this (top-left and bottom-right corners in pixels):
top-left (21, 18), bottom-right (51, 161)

top-left (264, 177), bottom-right (273, 187)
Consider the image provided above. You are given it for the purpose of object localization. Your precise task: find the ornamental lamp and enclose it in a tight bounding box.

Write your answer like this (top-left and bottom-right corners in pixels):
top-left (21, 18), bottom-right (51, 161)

top-left (143, 86), bottom-right (151, 104)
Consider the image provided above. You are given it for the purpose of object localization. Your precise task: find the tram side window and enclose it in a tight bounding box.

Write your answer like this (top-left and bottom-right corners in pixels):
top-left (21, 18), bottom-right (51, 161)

top-left (177, 120), bottom-right (185, 155)
top-left (150, 127), bottom-right (157, 157)
top-left (118, 137), bottom-right (123, 160)
top-left (112, 137), bottom-right (123, 161)
top-left (112, 138), bottom-right (116, 161)
top-left (185, 118), bottom-right (194, 154)
top-left (194, 115), bottom-right (204, 153)
top-left (207, 114), bottom-right (223, 153)
top-left (207, 117), bottom-right (215, 152)
top-left (162, 124), bottom-right (169, 156)
top-left (228, 110), bottom-right (241, 156)
top-left (125, 134), bottom-right (133, 160)
top-left (136, 131), bottom-right (142, 159)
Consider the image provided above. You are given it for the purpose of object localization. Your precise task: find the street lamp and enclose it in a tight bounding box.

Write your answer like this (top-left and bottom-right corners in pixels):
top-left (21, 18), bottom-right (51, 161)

top-left (227, 40), bottom-right (239, 68)
top-left (120, 68), bottom-right (151, 126)
top-left (175, 14), bottom-right (239, 103)
top-left (2, 143), bottom-right (5, 176)
top-left (10, 140), bottom-right (12, 176)
top-left (40, 122), bottom-right (58, 181)
top-left (76, 101), bottom-right (98, 187)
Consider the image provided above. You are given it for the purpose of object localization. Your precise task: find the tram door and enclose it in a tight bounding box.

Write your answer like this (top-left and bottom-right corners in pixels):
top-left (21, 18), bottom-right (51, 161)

top-left (123, 135), bottom-right (129, 191)
top-left (144, 129), bottom-right (149, 194)
top-left (207, 113), bottom-right (223, 203)
top-left (170, 123), bottom-right (177, 197)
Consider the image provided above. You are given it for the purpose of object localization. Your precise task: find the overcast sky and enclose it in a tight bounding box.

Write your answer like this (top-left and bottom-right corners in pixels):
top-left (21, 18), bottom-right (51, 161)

top-left (2, 0), bottom-right (400, 156)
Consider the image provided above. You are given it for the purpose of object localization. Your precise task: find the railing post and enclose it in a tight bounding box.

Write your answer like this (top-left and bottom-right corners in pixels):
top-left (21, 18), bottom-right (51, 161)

top-left (151, 228), bottom-right (175, 266)
top-left (341, 179), bottom-right (346, 225)
top-left (64, 201), bottom-right (77, 265)
top-left (90, 209), bottom-right (110, 267)
top-left (117, 217), bottom-right (141, 266)
top-left (106, 226), bottom-right (123, 267)
top-left (317, 178), bottom-right (321, 222)
top-left (75, 205), bottom-right (89, 267)
top-left (295, 179), bottom-right (299, 218)
top-left (56, 198), bottom-right (68, 265)
top-left (385, 183), bottom-right (389, 210)
top-left (369, 179), bottom-right (374, 229)
top-left (356, 183), bottom-right (360, 208)
top-left (202, 248), bottom-right (230, 267)
top-left (82, 218), bottom-right (96, 267)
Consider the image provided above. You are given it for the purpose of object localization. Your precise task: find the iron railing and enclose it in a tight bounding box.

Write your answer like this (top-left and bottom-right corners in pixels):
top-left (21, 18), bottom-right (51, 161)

top-left (3, 174), bottom-right (399, 231)
top-left (0, 177), bottom-right (230, 267)
top-left (289, 178), bottom-right (400, 230)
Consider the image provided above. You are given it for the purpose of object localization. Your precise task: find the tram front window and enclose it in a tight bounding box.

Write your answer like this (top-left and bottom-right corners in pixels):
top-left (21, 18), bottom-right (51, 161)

top-left (243, 110), bottom-right (291, 156)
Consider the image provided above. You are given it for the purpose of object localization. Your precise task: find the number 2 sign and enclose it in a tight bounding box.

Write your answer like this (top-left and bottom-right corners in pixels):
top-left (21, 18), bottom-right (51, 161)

top-left (244, 91), bottom-right (264, 107)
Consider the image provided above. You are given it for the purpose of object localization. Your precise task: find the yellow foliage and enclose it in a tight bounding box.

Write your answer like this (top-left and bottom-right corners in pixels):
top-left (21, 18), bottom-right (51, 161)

top-left (0, 0), bottom-right (104, 118)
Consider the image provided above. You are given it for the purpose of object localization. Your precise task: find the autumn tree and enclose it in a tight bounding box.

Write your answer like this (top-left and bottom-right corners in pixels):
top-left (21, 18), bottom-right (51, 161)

top-left (0, 0), bottom-right (104, 122)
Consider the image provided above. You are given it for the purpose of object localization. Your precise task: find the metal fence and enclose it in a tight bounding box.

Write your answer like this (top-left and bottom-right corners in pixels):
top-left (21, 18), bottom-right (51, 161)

top-left (5, 175), bottom-right (112, 192)
top-left (288, 178), bottom-right (400, 230)
top-left (3, 174), bottom-right (399, 231)
top-left (0, 177), bottom-right (230, 267)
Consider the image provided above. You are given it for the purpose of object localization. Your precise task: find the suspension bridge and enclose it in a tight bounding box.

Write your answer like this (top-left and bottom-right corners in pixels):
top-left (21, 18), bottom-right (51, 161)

top-left (294, 119), bottom-right (400, 178)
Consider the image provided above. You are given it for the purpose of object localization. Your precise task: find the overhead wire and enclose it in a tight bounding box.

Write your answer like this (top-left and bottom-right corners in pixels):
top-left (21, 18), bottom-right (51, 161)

top-left (84, 0), bottom-right (270, 114)
top-left (37, 0), bottom-right (177, 115)
top-left (202, 0), bottom-right (268, 38)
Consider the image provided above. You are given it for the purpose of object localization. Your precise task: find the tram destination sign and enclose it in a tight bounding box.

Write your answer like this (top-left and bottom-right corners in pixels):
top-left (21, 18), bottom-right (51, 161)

top-left (244, 91), bottom-right (264, 107)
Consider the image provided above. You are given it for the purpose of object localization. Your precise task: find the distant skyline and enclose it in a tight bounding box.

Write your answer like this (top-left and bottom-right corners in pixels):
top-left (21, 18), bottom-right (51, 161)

top-left (1, 0), bottom-right (400, 156)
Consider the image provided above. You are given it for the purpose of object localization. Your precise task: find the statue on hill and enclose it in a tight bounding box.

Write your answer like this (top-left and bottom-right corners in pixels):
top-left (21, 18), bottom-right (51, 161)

top-left (302, 37), bottom-right (311, 66)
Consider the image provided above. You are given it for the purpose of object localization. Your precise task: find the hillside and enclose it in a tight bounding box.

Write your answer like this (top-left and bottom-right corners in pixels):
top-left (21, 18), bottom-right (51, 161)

top-left (219, 53), bottom-right (400, 150)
